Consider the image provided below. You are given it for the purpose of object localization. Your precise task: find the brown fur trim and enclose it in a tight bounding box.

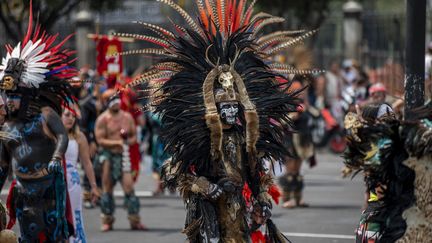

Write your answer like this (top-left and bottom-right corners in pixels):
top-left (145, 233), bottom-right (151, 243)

top-left (191, 176), bottom-right (211, 195)
top-left (202, 67), bottom-right (225, 160)
top-left (128, 215), bottom-right (141, 225)
top-left (177, 174), bottom-right (195, 198)
top-left (245, 110), bottom-right (260, 154)
top-left (101, 215), bottom-right (115, 225)
top-left (178, 174), bottom-right (211, 198)
top-left (232, 70), bottom-right (255, 110)
top-left (260, 173), bottom-right (274, 188)
top-left (202, 68), bottom-right (220, 114)
top-left (205, 113), bottom-right (223, 158)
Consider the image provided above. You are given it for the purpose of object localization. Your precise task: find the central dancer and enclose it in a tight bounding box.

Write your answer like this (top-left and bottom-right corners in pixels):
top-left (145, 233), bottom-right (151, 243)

top-left (115, 0), bottom-right (319, 241)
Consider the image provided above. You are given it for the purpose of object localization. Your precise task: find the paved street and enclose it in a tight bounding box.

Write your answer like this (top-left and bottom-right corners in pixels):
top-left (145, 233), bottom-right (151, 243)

top-left (2, 150), bottom-right (364, 242)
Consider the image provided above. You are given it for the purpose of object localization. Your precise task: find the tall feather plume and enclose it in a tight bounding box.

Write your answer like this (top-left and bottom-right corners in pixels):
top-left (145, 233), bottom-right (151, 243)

top-left (204, 0), bottom-right (217, 35)
top-left (152, 62), bottom-right (182, 72)
top-left (157, 0), bottom-right (205, 37)
top-left (242, 0), bottom-right (257, 26)
top-left (265, 29), bottom-right (318, 55)
top-left (133, 21), bottom-right (176, 40)
top-left (196, 0), bottom-right (209, 30)
top-left (209, 0), bottom-right (220, 29)
top-left (110, 48), bottom-right (175, 58)
top-left (125, 71), bottom-right (174, 89)
top-left (252, 16), bottom-right (286, 36)
top-left (258, 37), bottom-right (293, 51)
top-left (113, 32), bottom-right (170, 48)
top-left (218, 0), bottom-right (225, 33)
top-left (22, 0), bottom-right (34, 47)
top-left (257, 30), bottom-right (306, 44)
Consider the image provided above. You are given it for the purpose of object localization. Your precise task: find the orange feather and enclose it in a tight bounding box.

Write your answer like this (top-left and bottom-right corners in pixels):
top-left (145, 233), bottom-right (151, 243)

top-left (196, 0), bottom-right (210, 30)
top-left (217, 0), bottom-right (224, 33)
top-left (204, 0), bottom-right (216, 35)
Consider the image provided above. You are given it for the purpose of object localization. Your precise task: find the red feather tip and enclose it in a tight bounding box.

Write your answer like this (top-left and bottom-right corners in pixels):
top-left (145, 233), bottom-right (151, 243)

top-left (268, 184), bottom-right (281, 205)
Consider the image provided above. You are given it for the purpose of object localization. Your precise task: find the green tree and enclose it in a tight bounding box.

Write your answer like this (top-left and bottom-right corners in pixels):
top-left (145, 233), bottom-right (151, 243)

top-left (256, 0), bottom-right (344, 29)
top-left (0, 0), bottom-right (122, 42)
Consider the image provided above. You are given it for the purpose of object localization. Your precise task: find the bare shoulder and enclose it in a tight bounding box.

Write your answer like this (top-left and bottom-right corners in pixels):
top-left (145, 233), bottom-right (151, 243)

top-left (41, 106), bottom-right (57, 116)
top-left (96, 110), bottom-right (109, 124)
top-left (122, 110), bottom-right (134, 121)
top-left (77, 131), bottom-right (89, 145)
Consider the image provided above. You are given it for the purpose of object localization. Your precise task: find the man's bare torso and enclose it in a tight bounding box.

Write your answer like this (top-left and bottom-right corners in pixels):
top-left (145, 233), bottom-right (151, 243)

top-left (99, 110), bottom-right (132, 153)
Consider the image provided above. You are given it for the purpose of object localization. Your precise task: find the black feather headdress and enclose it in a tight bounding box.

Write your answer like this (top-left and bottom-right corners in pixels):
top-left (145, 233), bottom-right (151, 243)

top-left (116, 0), bottom-right (319, 177)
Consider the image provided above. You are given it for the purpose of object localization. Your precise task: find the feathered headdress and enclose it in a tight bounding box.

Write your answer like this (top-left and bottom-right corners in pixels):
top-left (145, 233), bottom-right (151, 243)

top-left (0, 0), bottom-right (76, 114)
top-left (116, 0), bottom-right (320, 175)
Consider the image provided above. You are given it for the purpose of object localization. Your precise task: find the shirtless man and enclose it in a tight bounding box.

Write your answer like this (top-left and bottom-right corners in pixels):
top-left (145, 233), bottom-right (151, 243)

top-left (95, 91), bottom-right (145, 231)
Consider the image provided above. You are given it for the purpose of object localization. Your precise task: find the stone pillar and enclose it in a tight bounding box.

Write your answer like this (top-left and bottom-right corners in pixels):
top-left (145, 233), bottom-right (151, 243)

top-left (75, 9), bottom-right (94, 69)
top-left (343, 1), bottom-right (363, 61)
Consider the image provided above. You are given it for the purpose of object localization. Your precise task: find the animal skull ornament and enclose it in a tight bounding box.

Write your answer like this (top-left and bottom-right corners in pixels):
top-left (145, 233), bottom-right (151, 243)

top-left (218, 101), bottom-right (239, 125)
top-left (218, 71), bottom-right (234, 91)
top-left (0, 58), bottom-right (24, 91)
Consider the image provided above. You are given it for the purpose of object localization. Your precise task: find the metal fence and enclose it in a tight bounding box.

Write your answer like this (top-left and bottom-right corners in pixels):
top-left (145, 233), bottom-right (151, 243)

top-left (313, 11), bottom-right (407, 96)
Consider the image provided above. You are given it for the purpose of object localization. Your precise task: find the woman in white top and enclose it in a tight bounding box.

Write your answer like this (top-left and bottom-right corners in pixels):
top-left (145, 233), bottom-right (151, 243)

top-left (62, 109), bottom-right (100, 243)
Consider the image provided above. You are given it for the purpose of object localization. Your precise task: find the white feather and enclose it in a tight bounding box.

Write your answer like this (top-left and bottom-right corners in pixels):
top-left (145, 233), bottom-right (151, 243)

top-left (11, 43), bottom-right (21, 58)
top-left (27, 62), bottom-right (49, 68)
top-left (26, 43), bottom-right (46, 60)
top-left (27, 51), bottom-right (50, 64)
top-left (21, 39), bottom-right (42, 59)
top-left (27, 67), bottom-right (49, 74)
top-left (20, 40), bottom-right (33, 59)
top-left (22, 71), bottom-right (45, 87)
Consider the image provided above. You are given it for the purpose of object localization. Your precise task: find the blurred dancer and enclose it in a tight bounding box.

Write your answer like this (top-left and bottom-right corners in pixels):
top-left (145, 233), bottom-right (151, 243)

top-left (280, 81), bottom-right (316, 208)
top-left (94, 91), bottom-right (145, 231)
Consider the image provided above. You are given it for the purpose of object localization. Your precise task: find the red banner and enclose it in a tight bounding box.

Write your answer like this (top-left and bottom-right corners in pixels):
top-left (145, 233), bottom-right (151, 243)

top-left (96, 37), bottom-right (123, 77)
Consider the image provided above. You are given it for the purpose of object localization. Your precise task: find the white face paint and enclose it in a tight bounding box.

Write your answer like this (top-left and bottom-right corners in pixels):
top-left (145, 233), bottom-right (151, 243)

top-left (218, 101), bottom-right (239, 125)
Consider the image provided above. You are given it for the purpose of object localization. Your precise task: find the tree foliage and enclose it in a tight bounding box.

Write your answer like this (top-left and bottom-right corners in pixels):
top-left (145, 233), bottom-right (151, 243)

top-left (0, 0), bottom-right (122, 42)
top-left (256, 0), bottom-right (343, 29)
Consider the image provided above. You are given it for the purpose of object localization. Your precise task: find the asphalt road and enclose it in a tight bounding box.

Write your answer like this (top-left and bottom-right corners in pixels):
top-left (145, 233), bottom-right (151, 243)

top-left (2, 151), bottom-right (364, 243)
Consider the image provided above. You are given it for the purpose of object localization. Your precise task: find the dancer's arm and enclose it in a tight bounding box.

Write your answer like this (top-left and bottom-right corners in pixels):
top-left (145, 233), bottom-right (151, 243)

top-left (42, 107), bottom-right (68, 159)
top-left (77, 131), bottom-right (100, 201)
top-left (42, 107), bottom-right (68, 173)
top-left (0, 142), bottom-right (10, 190)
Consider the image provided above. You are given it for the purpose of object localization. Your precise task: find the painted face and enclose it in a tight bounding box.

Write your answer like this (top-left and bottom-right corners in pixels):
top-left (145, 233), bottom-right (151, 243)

top-left (218, 101), bottom-right (239, 125)
top-left (61, 109), bottom-right (76, 131)
top-left (6, 93), bottom-right (21, 116)
top-left (1, 58), bottom-right (24, 91)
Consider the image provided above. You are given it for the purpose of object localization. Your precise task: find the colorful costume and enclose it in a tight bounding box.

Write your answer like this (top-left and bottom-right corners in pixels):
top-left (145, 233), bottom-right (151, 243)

top-left (344, 107), bottom-right (411, 242)
top-left (0, 1), bottom-right (76, 241)
top-left (279, 103), bottom-right (316, 207)
top-left (115, 0), bottom-right (320, 241)
top-left (65, 139), bottom-right (87, 243)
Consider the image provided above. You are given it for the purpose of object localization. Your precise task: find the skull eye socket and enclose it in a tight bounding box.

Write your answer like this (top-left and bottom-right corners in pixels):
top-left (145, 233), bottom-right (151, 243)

top-left (218, 72), bottom-right (234, 88)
